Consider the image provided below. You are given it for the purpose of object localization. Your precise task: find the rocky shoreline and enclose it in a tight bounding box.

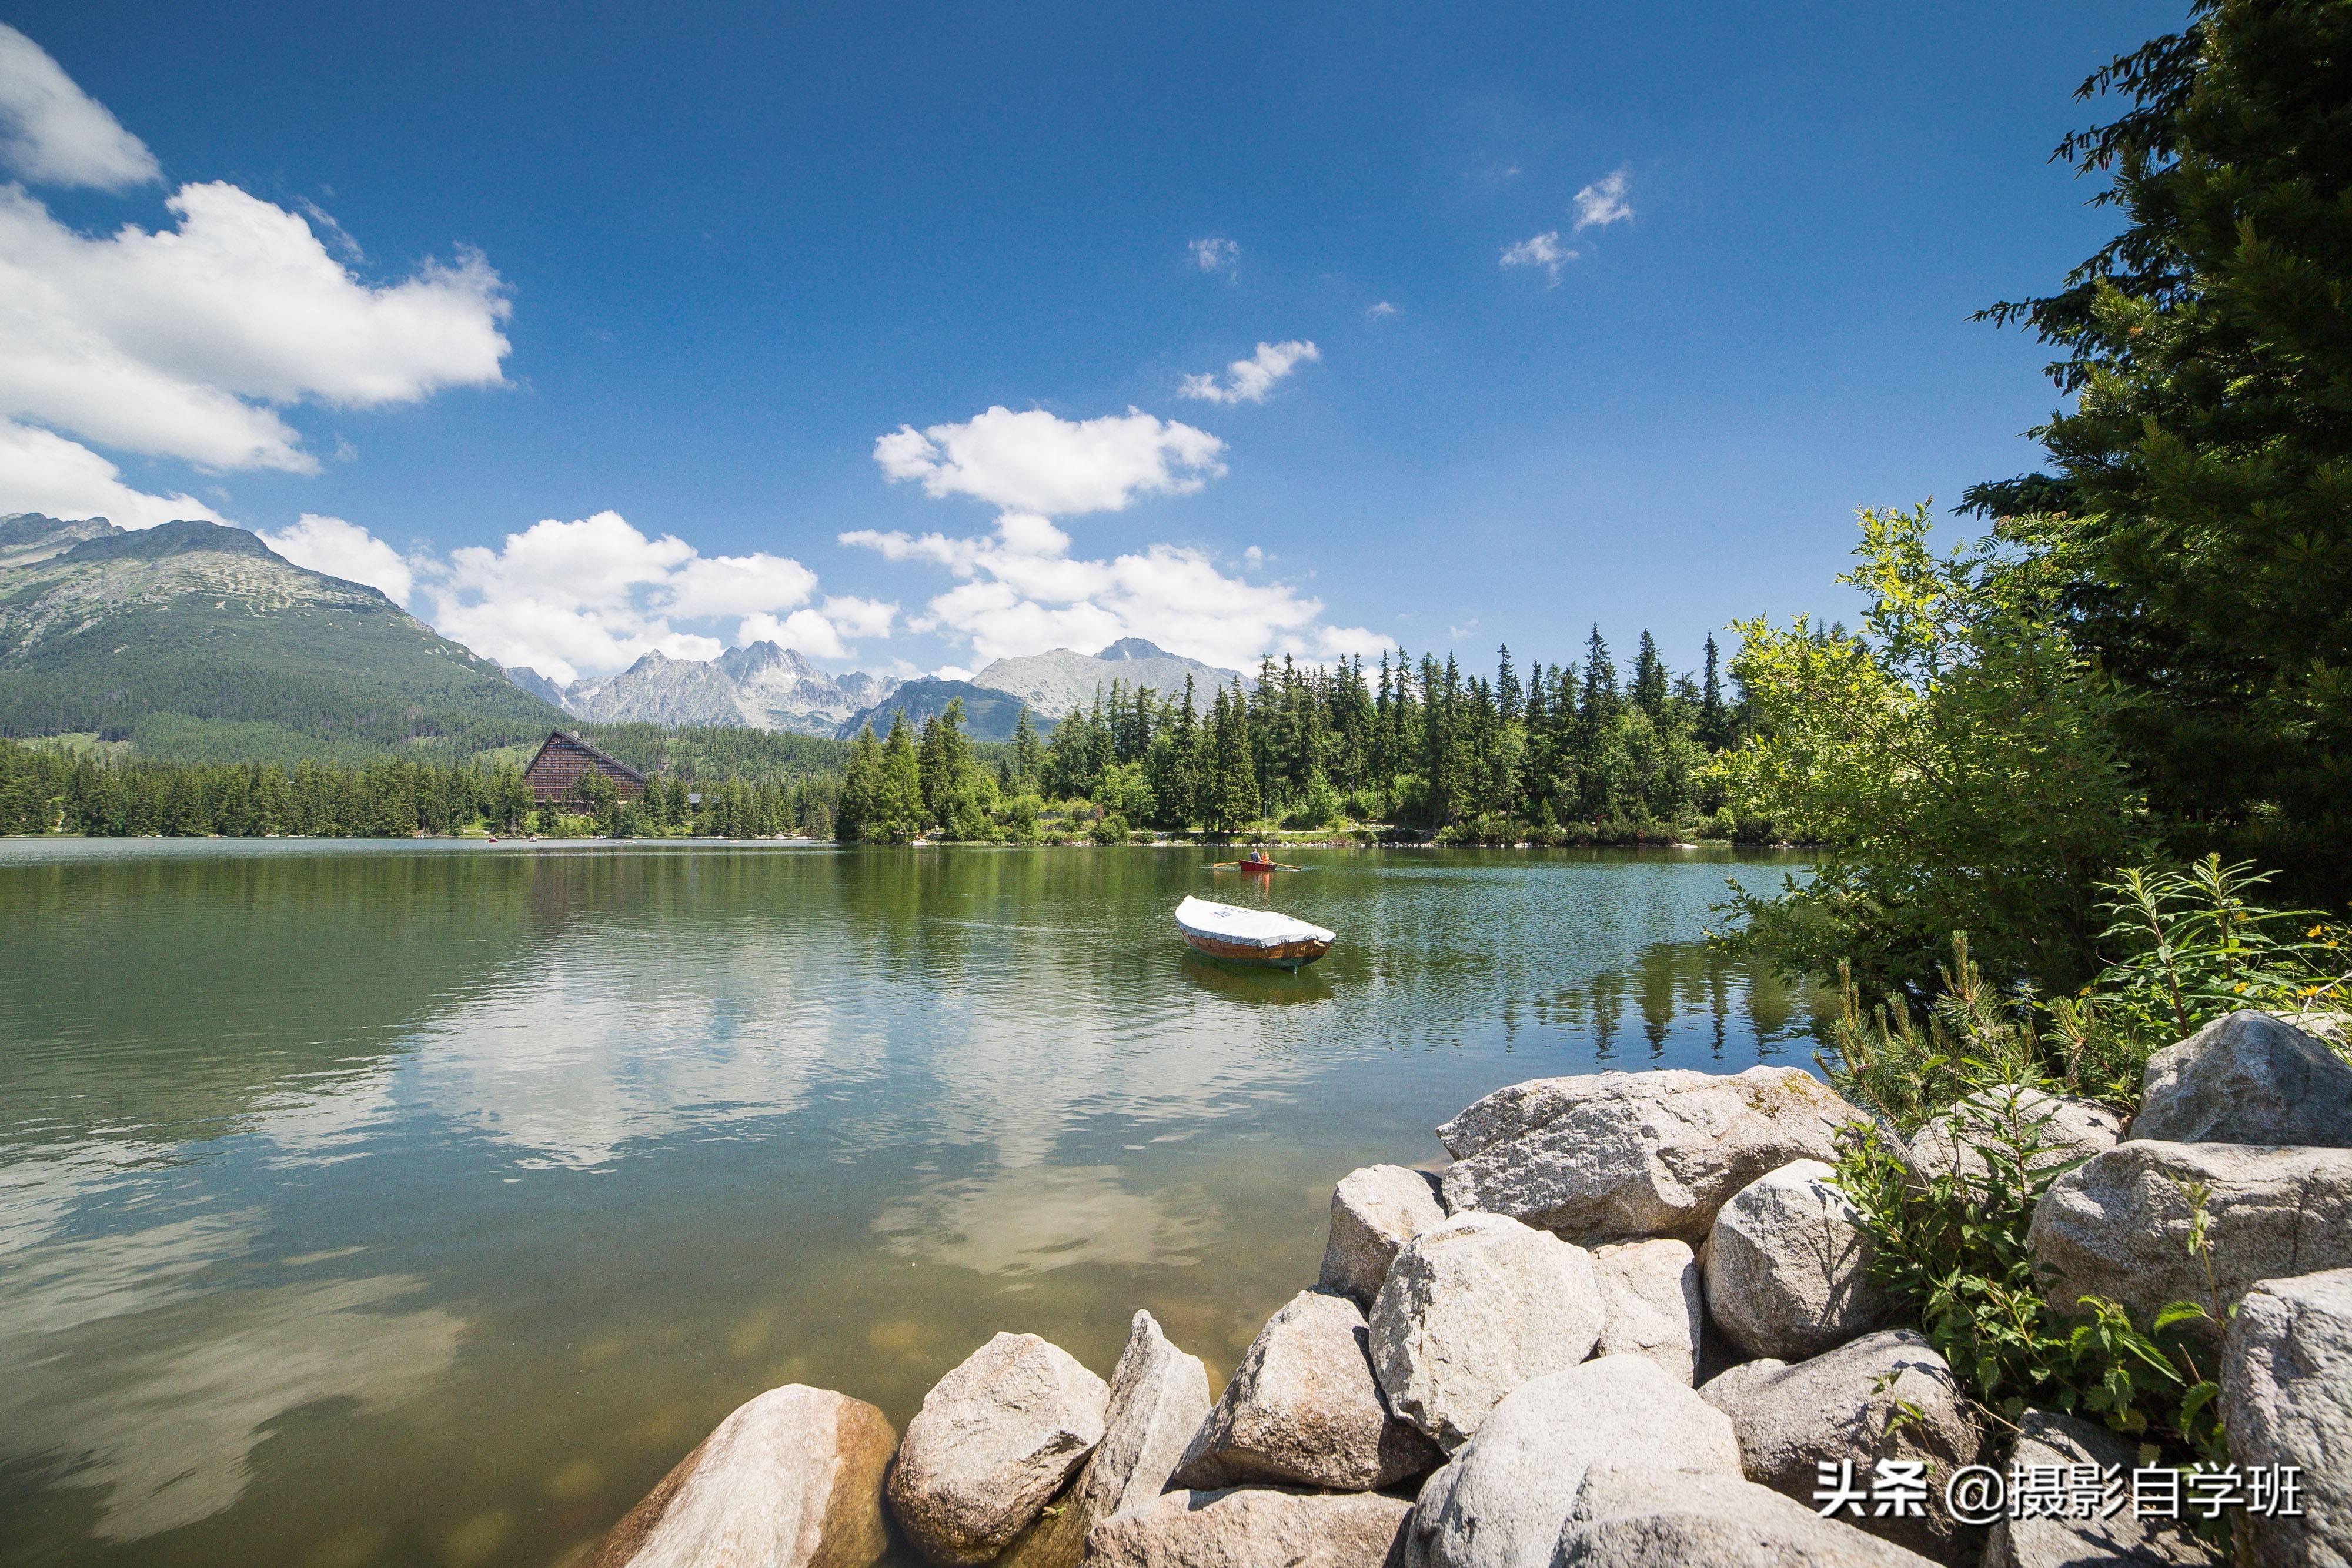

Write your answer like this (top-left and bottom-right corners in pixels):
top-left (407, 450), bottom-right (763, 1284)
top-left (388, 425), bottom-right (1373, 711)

top-left (582, 1012), bottom-right (2352, 1567)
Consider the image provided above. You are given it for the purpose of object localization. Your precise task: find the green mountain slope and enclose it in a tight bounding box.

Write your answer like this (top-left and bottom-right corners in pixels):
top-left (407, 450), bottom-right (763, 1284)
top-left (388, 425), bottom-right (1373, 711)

top-left (0, 514), bottom-right (564, 757)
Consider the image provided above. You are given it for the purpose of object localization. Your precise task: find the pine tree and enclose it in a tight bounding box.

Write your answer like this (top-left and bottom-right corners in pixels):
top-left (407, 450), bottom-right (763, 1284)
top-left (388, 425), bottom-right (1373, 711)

top-left (1631, 631), bottom-right (1668, 719)
top-left (1699, 634), bottom-right (1728, 750)
top-left (1581, 628), bottom-right (1620, 727)
top-left (1967, 0), bottom-right (2352, 895)
top-left (877, 711), bottom-right (924, 841)
top-left (1010, 706), bottom-right (1044, 784)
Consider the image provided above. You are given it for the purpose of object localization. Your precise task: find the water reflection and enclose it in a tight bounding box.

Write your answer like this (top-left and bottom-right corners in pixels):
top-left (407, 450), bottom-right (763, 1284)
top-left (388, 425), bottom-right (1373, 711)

top-left (873, 1166), bottom-right (1218, 1276)
top-left (0, 841), bottom-right (1820, 1567)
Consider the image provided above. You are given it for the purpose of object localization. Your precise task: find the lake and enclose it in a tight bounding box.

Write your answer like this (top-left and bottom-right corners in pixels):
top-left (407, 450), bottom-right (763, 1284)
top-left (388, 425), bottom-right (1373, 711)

top-left (0, 840), bottom-right (1818, 1568)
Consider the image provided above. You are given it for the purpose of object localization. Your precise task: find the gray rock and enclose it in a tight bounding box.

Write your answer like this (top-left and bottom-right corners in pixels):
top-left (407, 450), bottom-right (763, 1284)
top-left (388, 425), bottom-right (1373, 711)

top-left (1437, 1068), bottom-right (1868, 1245)
top-left (1909, 1089), bottom-right (2124, 1188)
top-left (2028, 1141), bottom-right (2352, 1350)
top-left (586, 1384), bottom-right (897, 1568)
top-left (1983, 1409), bottom-right (2219, 1568)
top-left (1590, 1239), bottom-right (1703, 1384)
top-left (1320, 1166), bottom-right (1449, 1306)
top-left (1415, 1356), bottom-right (1742, 1568)
top-left (1368, 1212), bottom-right (1606, 1451)
top-left (2222, 1268), bottom-right (2352, 1568)
top-left (1171, 1289), bottom-right (1437, 1492)
top-left (1703, 1159), bottom-right (1897, 1362)
top-left (1553, 1465), bottom-right (1939, 1567)
top-left (1083, 1486), bottom-right (1411, 1567)
top-left (1001, 1310), bottom-right (1210, 1568)
top-left (1699, 1329), bottom-right (1980, 1563)
top-left (886, 1332), bottom-right (1110, 1565)
top-left (2133, 1011), bottom-right (2352, 1148)
top-left (1404, 1463), bottom-right (1456, 1568)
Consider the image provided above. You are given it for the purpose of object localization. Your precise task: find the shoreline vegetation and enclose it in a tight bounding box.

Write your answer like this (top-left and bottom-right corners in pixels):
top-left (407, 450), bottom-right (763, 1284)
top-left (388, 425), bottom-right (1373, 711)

top-left (0, 627), bottom-right (1791, 847)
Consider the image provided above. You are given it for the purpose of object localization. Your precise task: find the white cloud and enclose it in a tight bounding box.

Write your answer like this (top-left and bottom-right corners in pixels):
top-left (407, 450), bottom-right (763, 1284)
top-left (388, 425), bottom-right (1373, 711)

top-left (664, 551), bottom-right (820, 620)
top-left (734, 596), bottom-right (896, 661)
top-left (1178, 339), bottom-right (1319, 406)
top-left (1573, 168), bottom-right (1633, 231)
top-left (0, 180), bottom-right (510, 476)
top-left (0, 419), bottom-right (221, 530)
top-left (1366, 300), bottom-right (1398, 318)
top-left (0, 25), bottom-right (159, 190)
top-left (935, 665), bottom-right (974, 683)
top-left (1188, 236), bottom-right (1237, 273)
top-left (1501, 231), bottom-right (1574, 285)
top-left (258, 513), bottom-right (415, 603)
top-left (874, 406), bottom-right (1225, 516)
top-left (385, 510), bottom-right (871, 684)
top-left (818, 594), bottom-right (897, 639)
top-left (844, 513), bottom-right (1377, 670)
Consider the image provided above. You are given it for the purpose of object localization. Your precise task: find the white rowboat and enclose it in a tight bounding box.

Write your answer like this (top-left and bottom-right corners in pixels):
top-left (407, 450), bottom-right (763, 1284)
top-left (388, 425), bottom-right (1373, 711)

top-left (1175, 896), bottom-right (1335, 971)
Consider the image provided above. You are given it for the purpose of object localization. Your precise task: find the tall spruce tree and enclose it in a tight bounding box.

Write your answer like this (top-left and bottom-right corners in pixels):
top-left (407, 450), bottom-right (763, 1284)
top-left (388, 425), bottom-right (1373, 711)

top-left (1630, 631), bottom-right (1669, 719)
top-left (1969, 0), bottom-right (2352, 897)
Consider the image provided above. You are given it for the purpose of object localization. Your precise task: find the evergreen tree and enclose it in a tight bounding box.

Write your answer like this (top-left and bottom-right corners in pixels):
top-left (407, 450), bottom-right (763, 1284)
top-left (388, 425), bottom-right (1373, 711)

top-left (1631, 631), bottom-right (1669, 719)
top-left (1010, 706), bottom-right (1044, 785)
top-left (1581, 627), bottom-right (1620, 726)
top-left (876, 711), bottom-right (925, 841)
top-left (1699, 634), bottom-right (1728, 750)
top-left (1968, 0), bottom-right (2352, 897)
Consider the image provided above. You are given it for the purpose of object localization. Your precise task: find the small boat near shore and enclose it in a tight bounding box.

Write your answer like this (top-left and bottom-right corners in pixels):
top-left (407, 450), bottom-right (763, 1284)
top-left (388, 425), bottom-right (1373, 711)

top-left (1175, 895), bottom-right (1335, 971)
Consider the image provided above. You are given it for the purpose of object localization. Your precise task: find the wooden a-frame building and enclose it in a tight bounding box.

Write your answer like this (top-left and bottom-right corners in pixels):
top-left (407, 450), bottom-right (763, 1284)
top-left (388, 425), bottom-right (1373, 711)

top-left (524, 731), bottom-right (649, 802)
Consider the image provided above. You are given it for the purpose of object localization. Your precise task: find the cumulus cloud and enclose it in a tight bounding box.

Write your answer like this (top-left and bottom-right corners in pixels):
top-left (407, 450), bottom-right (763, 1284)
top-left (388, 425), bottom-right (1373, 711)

top-left (1366, 300), bottom-right (1398, 319)
top-left (1178, 340), bottom-right (1319, 406)
top-left (0, 42), bottom-right (512, 530)
top-left (0, 25), bottom-right (159, 190)
top-left (738, 597), bottom-right (896, 661)
top-left (0, 419), bottom-right (221, 529)
top-left (0, 181), bottom-right (510, 476)
top-left (843, 512), bottom-right (1377, 670)
top-left (1188, 236), bottom-right (1237, 273)
top-left (1501, 230), bottom-right (1574, 285)
top-left (1573, 169), bottom-right (1633, 231)
top-left (325, 510), bottom-right (877, 685)
top-left (874, 406), bottom-right (1226, 516)
top-left (258, 514), bottom-right (415, 602)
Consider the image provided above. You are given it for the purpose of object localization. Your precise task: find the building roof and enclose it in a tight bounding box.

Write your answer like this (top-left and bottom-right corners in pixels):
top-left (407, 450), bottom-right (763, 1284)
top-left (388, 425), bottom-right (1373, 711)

top-left (526, 730), bottom-right (649, 785)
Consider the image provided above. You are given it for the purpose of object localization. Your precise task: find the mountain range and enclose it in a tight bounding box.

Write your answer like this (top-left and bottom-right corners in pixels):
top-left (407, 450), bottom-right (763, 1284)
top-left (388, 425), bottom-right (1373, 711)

top-left (0, 511), bottom-right (1248, 757)
top-left (553, 642), bottom-right (900, 737)
top-left (520, 635), bottom-right (1241, 741)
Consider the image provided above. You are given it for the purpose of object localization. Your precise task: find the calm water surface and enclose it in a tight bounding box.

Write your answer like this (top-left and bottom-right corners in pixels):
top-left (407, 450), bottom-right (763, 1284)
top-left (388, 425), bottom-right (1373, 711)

top-left (0, 840), bottom-right (1819, 1568)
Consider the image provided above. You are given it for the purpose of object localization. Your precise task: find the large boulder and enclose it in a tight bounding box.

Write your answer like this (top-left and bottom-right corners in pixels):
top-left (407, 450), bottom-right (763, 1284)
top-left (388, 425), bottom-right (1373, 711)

top-left (1083, 1486), bottom-right (1411, 1567)
top-left (1908, 1088), bottom-right (2124, 1188)
top-left (886, 1332), bottom-right (1109, 1565)
top-left (1000, 1310), bottom-right (1210, 1568)
top-left (1982, 1409), bottom-right (2219, 1568)
top-left (1411, 1356), bottom-right (1742, 1568)
top-left (586, 1384), bottom-right (897, 1568)
top-left (1699, 1329), bottom-right (1980, 1564)
top-left (2221, 1268), bottom-right (2352, 1568)
top-left (1368, 1212), bottom-right (1605, 1451)
top-left (1171, 1289), bottom-right (1437, 1492)
top-left (2133, 1011), bottom-right (2352, 1148)
top-left (1591, 1239), bottom-right (1703, 1384)
top-left (2028, 1142), bottom-right (2352, 1349)
top-left (1319, 1165), bottom-right (1449, 1306)
top-left (1436, 1068), bottom-right (1867, 1244)
top-left (1703, 1160), bottom-right (1897, 1362)
top-left (1553, 1465), bottom-right (1939, 1567)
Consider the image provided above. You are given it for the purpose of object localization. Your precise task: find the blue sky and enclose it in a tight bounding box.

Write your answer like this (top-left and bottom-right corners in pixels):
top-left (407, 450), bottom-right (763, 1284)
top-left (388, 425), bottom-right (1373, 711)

top-left (0, 1), bottom-right (2163, 685)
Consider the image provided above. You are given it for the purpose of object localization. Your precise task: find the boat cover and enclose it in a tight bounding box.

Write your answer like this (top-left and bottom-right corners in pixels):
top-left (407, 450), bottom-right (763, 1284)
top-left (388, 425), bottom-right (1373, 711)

top-left (1175, 895), bottom-right (1335, 949)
